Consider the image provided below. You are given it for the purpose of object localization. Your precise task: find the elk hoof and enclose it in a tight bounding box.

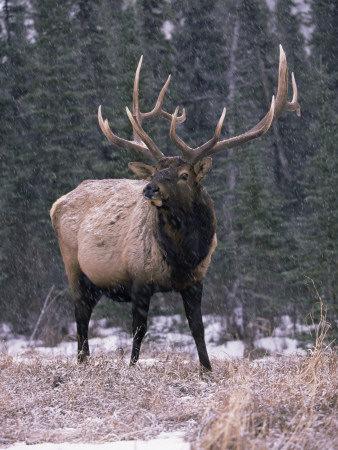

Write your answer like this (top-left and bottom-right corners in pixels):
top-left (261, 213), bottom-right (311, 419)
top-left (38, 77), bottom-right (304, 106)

top-left (199, 365), bottom-right (213, 380)
top-left (77, 351), bottom-right (89, 363)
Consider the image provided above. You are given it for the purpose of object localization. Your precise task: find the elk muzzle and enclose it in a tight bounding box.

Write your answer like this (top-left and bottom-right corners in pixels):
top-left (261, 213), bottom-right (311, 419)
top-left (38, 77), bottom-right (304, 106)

top-left (143, 183), bottom-right (163, 207)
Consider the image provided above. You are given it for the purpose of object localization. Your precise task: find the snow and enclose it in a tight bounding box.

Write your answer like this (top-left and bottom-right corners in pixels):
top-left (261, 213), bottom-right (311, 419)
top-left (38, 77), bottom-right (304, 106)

top-left (209, 340), bottom-right (246, 359)
top-left (1, 313), bottom-right (307, 362)
top-left (274, 314), bottom-right (312, 336)
top-left (10, 432), bottom-right (190, 450)
top-left (254, 336), bottom-right (303, 355)
top-left (162, 20), bottom-right (174, 40)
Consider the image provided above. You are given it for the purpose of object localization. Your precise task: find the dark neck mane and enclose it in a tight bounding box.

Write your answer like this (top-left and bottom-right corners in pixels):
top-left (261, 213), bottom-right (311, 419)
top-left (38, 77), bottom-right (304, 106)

top-left (154, 194), bottom-right (216, 282)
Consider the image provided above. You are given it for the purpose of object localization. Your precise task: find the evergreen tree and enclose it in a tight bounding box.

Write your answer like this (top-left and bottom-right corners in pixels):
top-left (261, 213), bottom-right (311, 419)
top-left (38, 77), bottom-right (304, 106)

top-left (170, 0), bottom-right (228, 148)
top-left (302, 60), bottom-right (338, 315)
top-left (207, 0), bottom-right (301, 336)
top-left (135, 0), bottom-right (174, 152)
top-left (0, 1), bottom-right (39, 328)
top-left (275, 0), bottom-right (308, 193)
top-left (0, 0), bottom-right (130, 332)
top-left (310, 0), bottom-right (338, 91)
top-left (296, 0), bottom-right (338, 327)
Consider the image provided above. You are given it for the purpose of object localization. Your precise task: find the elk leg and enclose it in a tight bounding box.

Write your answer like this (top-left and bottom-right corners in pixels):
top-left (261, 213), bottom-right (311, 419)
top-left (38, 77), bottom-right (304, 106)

top-left (75, 273), bottom-right (102, 362)
top-left (75, 300), bottom-right (93, 362)
top-left (181, 282), bottom-right (212, 371)
top-left (130, 284), bottom-right (151, 366)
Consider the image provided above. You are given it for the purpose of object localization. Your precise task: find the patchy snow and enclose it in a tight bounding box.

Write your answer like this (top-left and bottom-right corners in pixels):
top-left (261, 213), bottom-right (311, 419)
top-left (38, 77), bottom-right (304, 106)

top-left (273, 314), bottom-right (312, 337)
top-left (145, 314), bottom-right (248, 359)
top-left (1, 313), bottom-right (308, 362)
top-left (204, 315), bottom-right (224, 343)
top-left (209, 340), bottom-right (245, 360)
top-left (149, 314), bottom-right (183, 334)
top-left (9, 432), bottom-right (190, 450)
top-left (255, 336), bottom-right (305, 355)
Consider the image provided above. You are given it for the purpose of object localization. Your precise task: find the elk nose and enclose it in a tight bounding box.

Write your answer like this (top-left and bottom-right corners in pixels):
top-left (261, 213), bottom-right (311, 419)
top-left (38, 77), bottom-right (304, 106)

top-left (143, 184), bottom-right (159, 199)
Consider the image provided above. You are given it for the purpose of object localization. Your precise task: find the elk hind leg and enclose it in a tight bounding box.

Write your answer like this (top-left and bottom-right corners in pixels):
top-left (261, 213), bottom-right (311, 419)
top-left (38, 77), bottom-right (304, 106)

top-left (74, 273), bottom-right (102, 362)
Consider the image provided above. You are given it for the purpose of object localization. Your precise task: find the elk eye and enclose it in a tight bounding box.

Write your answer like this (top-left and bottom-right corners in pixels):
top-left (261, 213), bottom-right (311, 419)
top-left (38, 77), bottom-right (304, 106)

top-left (180, 173), bottom-right (189, 181)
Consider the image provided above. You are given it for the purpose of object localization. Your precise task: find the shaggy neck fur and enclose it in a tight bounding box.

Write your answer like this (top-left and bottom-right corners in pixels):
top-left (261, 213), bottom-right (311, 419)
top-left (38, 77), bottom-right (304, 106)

top-left (154, 191), bottom-right (216, 284)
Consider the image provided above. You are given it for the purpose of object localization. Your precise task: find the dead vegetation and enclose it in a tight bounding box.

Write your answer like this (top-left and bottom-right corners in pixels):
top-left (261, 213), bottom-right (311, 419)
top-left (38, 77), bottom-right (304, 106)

top-left (0, 347), bottom-right (336, 448)
top-left (0, 300), bottom-right (337, 449)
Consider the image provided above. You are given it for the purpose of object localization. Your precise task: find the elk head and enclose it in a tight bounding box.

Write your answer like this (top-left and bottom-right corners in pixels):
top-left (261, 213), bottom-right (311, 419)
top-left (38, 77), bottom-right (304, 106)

top-left (98, 45), bottom-right (301, 209)
top-left (127, 157), bottom-right (211, 210)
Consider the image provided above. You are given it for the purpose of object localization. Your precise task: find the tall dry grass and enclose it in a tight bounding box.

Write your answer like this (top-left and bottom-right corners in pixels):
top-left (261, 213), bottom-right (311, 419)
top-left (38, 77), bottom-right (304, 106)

top-left (0, 300), bottom-right (336, 448)
top-left (197, 294), bottom-right (337, 449)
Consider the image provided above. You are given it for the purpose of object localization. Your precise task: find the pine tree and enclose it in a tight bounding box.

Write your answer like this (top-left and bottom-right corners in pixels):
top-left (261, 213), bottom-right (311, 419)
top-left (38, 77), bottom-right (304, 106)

top-left (296, 0), bottom-right (338, 327)
top-left (170, 0), bottom-right (228, 148)
top-left (0, 1), bottom-right (40, 328)
top-left (274, 0), bottom-right (310, 200)
top-left (206, 0), bottom-right (301, 336)
top-left (134, 0), bottom-right (175, 152)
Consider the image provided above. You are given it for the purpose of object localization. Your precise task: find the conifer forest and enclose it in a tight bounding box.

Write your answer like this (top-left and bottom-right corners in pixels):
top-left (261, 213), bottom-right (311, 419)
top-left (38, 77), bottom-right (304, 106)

top-left (0, 0), bottom-right (337, 345)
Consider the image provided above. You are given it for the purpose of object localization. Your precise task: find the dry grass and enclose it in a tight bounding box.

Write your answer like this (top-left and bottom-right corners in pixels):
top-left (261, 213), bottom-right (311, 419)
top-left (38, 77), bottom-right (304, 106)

top-left (0, 349), bottom-right (336, 448)
top-left (0, 301), bottom-right (337, 448)
top-left (197, 296), bottom-right (337, 450)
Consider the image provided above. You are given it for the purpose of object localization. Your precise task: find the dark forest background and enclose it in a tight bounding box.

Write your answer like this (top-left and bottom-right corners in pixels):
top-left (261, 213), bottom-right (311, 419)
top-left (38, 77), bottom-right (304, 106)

top-left (0, 0), bottom-right (337, 346)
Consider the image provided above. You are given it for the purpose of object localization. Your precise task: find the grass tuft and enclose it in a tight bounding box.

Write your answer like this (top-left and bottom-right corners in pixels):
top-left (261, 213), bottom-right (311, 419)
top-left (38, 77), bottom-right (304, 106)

top-left (197, 294), bottom-right (337, 449)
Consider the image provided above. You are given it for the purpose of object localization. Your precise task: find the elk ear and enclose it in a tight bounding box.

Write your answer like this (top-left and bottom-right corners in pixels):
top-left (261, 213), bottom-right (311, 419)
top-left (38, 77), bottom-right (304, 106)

top-left (128, 162), bottom-right (156, 180)
top-left (193, 157), bottom-right (212, 183)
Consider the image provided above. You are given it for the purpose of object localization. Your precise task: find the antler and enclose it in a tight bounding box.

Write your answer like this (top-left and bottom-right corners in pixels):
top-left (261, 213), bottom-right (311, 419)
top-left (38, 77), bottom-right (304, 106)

top-left (98, 56), bottom-right (186, 162)
top-left (170, 45), bottom-right (301, 164)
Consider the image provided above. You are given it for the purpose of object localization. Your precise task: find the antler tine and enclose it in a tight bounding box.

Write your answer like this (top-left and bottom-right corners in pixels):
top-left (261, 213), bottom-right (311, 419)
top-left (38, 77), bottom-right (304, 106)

top-left (141, 74), bottom-right (171, 122)
top-left (192, 108), bottom-right (227, 159)
top-left (99, 56), bottom-right (185, 162)
top-left (170, 107), bottom-right (227, 163)
top-left (98, 105), bottom-right (156, 161)
top-left (288, 72), bottom-right (301, 116)
top-left (133, 55), bottom-right (186, 124)
top-left (170, 107), bottom-right (193, 160)
top-left (170, 45), bottom-right (300, 164)
top-left (274, 46), bottom-right (300, 117)
top-left (206, 96), bottom-right (275, 157)
top-left (272, 45), bottom-right (299, 119)
top-left (142, 77), bottom-right (186, 123)
top-left (126, 107), bottom-right (164, 161)
top-left (161, 107), bottom-right (186, 123)
top-left (133, 55), bottom-right (143, 123)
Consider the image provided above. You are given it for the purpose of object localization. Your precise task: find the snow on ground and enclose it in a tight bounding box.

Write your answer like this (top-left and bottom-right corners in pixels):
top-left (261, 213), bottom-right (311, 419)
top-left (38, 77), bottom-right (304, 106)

top-left (209, 340), bottom-right (246, 359)
top-left (10, 432), bottom-right (189, 450)
top-left (254, 336), bottom-right (301, 355)
top-left (0, 313), bottom-right (307, 360)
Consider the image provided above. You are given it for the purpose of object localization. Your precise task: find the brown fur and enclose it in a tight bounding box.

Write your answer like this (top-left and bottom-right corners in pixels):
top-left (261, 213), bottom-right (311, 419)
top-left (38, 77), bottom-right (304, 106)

top-left (51, 178), bottom-right (216, 293)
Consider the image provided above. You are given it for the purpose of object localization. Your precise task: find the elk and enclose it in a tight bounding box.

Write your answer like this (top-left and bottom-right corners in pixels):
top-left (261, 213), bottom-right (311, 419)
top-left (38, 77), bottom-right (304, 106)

top-left (50, 45), bottom-right (300, 371)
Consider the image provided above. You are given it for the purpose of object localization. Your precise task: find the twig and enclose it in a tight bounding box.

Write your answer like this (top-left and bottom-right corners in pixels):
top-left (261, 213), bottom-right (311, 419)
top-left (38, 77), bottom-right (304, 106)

top-left (29, 285), bottom-right (55, 346)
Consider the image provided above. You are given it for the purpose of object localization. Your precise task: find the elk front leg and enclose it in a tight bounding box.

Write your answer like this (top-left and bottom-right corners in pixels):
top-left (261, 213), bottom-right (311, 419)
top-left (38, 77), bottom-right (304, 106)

top-left (130, 284), bottom-right (151, 366)
top-left (181, 282), bottom-right (212, 372)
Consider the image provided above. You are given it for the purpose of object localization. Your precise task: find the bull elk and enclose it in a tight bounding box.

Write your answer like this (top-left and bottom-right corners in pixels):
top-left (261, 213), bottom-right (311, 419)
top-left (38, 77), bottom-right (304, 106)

top-left (51, 45), bottom-right (300, 371)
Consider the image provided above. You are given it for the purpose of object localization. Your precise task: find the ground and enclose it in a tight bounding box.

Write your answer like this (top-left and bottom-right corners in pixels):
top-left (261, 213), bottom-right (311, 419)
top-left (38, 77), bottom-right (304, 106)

top-left (0, 313), bottom-right (336, 449)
